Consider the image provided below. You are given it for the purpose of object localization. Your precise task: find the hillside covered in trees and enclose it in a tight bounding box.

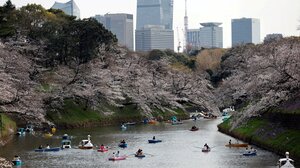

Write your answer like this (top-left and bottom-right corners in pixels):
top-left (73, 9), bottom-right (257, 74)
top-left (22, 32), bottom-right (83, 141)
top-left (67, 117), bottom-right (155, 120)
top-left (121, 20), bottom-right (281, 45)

top-left (0, 1), bottom-right (299, 131)
top-left (0, 1), bottom-right (219, 127)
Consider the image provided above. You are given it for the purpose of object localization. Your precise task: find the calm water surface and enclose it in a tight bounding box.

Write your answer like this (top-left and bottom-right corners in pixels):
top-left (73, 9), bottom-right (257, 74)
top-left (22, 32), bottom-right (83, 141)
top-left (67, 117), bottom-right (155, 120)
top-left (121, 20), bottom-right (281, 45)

top-left (0, 118), bottom-right (280, 168)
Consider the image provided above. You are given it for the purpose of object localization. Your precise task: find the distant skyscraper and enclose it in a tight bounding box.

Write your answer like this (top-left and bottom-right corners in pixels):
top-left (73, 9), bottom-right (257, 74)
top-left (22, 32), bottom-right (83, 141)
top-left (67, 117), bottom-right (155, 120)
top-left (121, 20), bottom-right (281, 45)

top-left (136, 0), bottom-right (174, 51)
top-left (94, 14), bottom-right (134, 51)
top-left (231, 18), bottom-right (260, 46)
top-left (135, 25), bottom-right (174, 51)
top-left (136, 0), bottom-right (173, 30)
top-left (187, 29), bottom-right (201, 49)
top-left (187, 22), bottom-right (223, 49)
top-left (161, 0), bottom-right (174, 30)
top-left (199, 22), bottom-right (223, 48)
top-left (51, 0), bottom-right (80, 19)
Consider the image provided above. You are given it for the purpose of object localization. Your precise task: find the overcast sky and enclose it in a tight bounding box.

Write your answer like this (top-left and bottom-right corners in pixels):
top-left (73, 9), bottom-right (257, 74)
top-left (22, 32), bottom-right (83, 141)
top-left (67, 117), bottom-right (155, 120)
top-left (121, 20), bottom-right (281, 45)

top-left (1, 0), bottom-right (300, 48)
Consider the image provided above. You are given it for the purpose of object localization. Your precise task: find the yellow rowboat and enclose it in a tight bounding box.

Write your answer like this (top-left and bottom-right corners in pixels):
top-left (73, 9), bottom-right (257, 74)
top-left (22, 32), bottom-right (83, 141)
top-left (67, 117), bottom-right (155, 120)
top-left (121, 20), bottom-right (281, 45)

top-left (44, 133), bottom-right (53, 138)
top-left (225, 143), bottom-right (248, 147)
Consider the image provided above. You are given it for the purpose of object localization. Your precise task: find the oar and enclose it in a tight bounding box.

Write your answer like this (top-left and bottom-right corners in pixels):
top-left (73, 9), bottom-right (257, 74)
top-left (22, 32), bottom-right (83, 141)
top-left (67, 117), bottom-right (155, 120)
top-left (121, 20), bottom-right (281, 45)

top-left (144, 152), bottom-right (155, 156)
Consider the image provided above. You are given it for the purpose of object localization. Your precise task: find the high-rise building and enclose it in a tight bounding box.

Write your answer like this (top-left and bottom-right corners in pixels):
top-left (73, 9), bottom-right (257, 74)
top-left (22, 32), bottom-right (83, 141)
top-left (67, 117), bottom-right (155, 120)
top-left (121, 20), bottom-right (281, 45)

top-left (136, 0), bottom-right (174, 51)
top-left (136, 0), bottom-right (173, 30)
top-left (231, 18), bottom-right (260, 46)
top-left (199, 22), bottom-right (223, 48)
top-left (94, 14), bottom-right (134, 51)
top-left (187, 29), bottom-right (201, 49)
top-left (161, 0), bottom-right (174, 30)
top-left (135, 25), bottom-right (174, 52)
top-left (187, 22), bottom-right (223, 49)
top-left (51, 0), bottom-right (80, 19)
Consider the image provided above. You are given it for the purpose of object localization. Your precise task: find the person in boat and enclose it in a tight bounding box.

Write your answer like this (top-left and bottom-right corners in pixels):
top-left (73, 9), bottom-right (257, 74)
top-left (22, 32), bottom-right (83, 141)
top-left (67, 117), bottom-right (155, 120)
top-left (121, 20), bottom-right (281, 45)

top-left (100, 144), bottom-right (105, 150)
top-left (153, 136), bottom-right (156, 140)
top-left (204, 143), bottom-right (210, 150)
top-left (191, 126), bottom-right (197, 129)
top-left (13, 155), bottom-right (20, 161)
top-left (245, 147), bottom-right (250, 153)
top-left (112, 152), bottom-right (116, 158)
top-left (250, 147), bottom-right (256, 153)
top-left (38, 145), bottom-right (43, 149)
top-left (116, 151), bottom-right (120, 157)
top-left (45, 144), bottom-right (50, 149)
top-left (136, 149), bottom-right (143, 156)
top-left (229, 139), bottom-right (232, 145)
top-left (120, 139), bottom-right (126, 144)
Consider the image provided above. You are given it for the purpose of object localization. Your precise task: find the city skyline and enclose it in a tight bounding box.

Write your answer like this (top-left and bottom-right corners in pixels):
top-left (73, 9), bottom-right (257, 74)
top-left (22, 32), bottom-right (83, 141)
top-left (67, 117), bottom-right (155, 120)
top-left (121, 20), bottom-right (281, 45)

top-left (1, 0), bottom-right (300, 48)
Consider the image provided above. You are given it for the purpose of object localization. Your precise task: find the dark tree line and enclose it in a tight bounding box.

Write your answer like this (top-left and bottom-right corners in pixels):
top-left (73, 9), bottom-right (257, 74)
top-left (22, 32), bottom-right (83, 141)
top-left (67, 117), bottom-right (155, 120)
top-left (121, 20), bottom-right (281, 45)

top-left (0, 0), bottom-right (117, 67)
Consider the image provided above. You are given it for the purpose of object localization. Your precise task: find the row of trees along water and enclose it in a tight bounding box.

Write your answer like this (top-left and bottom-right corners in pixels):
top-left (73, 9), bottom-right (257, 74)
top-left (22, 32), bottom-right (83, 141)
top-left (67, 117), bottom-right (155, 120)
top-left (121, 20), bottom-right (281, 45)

top-left (0, 0), bottom-right (117, 67)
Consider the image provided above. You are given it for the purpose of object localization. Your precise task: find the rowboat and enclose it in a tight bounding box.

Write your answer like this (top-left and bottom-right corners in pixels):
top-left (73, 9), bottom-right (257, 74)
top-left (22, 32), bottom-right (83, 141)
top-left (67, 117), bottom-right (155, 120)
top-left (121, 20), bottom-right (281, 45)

top-left (190, 127), bottom-right (199, 131)
top-left (79, 135), bottom-right (93, 149)
top-left (108, 156), bottom-right (127, 161)
top-left (118, 143), bottom-right (127, 148)
top-left (34, 147), bottom-right (60, 152)
top-left (172, 121), bottom-right (183, 125)
top-left (243, 151), bottom-right (257, 156)
top-left (61, 139), bottom-right (71, 149)
top-left (148, 120), bottom-right (158, 124)
top-left (12, 156), bottom-right (22, 166)
top-left (12, 159), bottom-right (22, 166)
top-left (16, 128), bottom-right (25, 136)
top-left (202, 148), bottom-right (211, 152)
top-left (25, 124), bottom-right (34, 133)
top-left (135, 154), bottom-right (146, 158)
top-left (278, 152), bottom-right (295, 168)
top-left (43, 133), bottom-right (53, 138)
top-left (124, 122), bottom-right (136, 126)
top-left (148, 139), bottom-right (162, 143)
top-left (97, 148), bottom-right (108, 152)
top-left (225, 143), bottom-right (248, 147)
top-left (121, 125), bottom-right (127, 130)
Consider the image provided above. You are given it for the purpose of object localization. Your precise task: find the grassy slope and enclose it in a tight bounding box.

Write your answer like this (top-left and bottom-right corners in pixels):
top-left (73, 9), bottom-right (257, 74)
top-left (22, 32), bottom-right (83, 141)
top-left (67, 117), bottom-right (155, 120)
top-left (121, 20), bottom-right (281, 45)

top-left (46, 99), bottom-right (189, 128)
top-left (0, 114), bottom-right (16, 138)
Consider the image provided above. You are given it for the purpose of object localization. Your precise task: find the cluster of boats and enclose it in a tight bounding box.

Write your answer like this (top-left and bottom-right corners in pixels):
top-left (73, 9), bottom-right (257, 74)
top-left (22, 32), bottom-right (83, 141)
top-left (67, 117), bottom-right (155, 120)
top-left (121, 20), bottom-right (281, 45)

top-left (16, 124), bottom-right (34, 136)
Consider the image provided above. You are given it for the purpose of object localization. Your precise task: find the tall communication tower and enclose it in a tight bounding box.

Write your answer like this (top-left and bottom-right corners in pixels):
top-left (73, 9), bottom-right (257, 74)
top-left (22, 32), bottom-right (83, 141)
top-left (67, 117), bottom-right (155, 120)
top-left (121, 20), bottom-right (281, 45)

top-left (184, 0), bottom-right (188, 51)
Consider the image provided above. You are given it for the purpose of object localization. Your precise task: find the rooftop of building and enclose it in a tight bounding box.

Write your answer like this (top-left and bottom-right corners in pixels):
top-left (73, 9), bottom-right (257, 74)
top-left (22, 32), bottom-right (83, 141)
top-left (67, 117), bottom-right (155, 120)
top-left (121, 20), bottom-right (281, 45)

top-left (200, 22), bottom-right (222, 27)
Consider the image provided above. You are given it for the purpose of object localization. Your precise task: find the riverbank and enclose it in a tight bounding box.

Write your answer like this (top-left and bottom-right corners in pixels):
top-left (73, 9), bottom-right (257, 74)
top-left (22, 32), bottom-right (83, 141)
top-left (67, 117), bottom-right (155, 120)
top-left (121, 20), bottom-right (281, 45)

top-left (0, 114), bottom-right (16, 146)
top-left (218, 116), bottom-right (300, 163)
top-left (46, 99), bottom-right (189, 129)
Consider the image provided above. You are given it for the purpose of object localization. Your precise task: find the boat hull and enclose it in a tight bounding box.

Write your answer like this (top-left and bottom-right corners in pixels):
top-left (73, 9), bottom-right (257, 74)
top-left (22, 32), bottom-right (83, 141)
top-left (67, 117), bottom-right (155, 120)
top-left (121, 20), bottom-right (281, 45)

top-left (79, 146), bottom-right (93, 149)
top-left (190, 128), bottom-right (199, 131)
top-left (62, 145), bottom-right (71, 149)
top-left (35, 147), bottom-right (60, 152)
top-left (243, 152), bottom-right (257, 156)
top-left (172, 122), bottom-right (183, 125)
top-left (118, 143), bottom-right (127, 148)
top-left (97, 149), bottom-right (108, 152)
top-left (225, 144), bottom-right (248, 147)
top-left (135, 154), bottom-right (145, 158)
top-left (202, 148), bottom-right (211, 152)
top-left (148, 140), bottom-right (162, 143)
top-left (108, 156), bottom-right (126, 161)
top-left (12, 160), bottom-right (22, 166)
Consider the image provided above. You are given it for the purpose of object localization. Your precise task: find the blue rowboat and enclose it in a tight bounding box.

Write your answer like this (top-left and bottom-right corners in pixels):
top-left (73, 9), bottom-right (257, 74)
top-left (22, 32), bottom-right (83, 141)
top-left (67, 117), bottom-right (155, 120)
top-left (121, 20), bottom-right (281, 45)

top-left (243, 151), bottom-right (257, 156)
top-left (12, 160), bottom-right (22, 166)
top-left (35, 147), bottom-right (60, 152)
top-left (118, 143), bottom-right (127, 148)
top-left (148, 140), bottom-right (162, 143)
top-left (135, 154), bottom-right (146, 158)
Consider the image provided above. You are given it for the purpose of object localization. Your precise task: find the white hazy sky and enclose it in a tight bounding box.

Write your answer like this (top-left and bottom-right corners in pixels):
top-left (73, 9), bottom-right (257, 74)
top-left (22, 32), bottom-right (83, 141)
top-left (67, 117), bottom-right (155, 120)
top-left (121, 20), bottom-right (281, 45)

top-left (1, 0), bottom-right (300, 48)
